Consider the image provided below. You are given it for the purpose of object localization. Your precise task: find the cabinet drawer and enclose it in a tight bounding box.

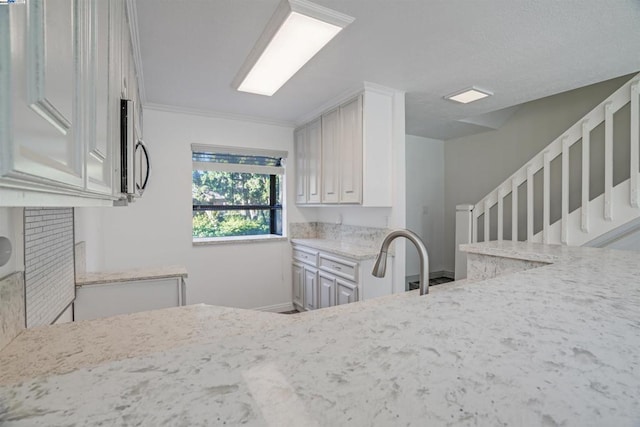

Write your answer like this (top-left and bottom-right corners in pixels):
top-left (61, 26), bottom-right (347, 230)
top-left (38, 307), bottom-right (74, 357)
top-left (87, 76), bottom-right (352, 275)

top-left (293, 247), bottom-right (318, 266)
top-left (319, 254), bottom-right (358, 281)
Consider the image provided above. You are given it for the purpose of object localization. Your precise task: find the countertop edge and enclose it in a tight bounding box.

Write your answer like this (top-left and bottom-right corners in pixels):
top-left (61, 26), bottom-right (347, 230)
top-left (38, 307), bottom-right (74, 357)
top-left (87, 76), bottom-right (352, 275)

top-left (75, 266), bottom-right (188, 287)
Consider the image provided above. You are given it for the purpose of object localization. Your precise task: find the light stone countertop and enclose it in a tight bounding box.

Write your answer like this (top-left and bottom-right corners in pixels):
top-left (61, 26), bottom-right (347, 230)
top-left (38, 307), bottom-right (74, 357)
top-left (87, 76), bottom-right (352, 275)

top-left (291, 238), bottom-right (382, 260)
top-left (1, 242), bottom-right (640, 426)
top-left (75, 265), bottom-right (188, 286)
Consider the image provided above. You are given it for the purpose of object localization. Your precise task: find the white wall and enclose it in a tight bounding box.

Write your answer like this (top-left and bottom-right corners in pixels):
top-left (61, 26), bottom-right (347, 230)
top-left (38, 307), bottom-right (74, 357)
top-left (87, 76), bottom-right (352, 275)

top-left (405, 135), bottom-right (445, 277)
top-left (75, 207), bottom-right (106, 272)
top-left (0, 208), bottom-right (24, 279)
top-left (443, 74), bottom-right (633, 272)
top-left (78, 108), bottom-right (311, 310)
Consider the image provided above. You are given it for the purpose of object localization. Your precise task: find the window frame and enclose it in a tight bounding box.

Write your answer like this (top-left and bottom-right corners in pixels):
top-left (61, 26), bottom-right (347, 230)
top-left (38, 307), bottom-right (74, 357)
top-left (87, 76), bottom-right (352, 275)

top-left (191, 145), bottom-right (286, 241)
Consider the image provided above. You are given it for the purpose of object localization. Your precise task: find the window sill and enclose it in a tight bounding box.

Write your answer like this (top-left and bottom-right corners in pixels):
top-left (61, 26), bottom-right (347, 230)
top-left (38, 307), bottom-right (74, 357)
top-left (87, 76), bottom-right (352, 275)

top-left (193, 235), bottom-right (288, 247)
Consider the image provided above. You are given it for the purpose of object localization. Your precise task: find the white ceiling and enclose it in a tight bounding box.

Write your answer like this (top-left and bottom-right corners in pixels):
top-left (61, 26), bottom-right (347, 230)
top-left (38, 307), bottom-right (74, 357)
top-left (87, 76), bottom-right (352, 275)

top-left (134, 0), bottom-right (640, 140)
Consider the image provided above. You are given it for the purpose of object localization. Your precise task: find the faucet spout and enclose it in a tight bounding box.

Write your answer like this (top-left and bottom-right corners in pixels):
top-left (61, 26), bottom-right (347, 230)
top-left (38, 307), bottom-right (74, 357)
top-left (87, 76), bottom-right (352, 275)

top-left (372, 229), bottom-right (430, 296)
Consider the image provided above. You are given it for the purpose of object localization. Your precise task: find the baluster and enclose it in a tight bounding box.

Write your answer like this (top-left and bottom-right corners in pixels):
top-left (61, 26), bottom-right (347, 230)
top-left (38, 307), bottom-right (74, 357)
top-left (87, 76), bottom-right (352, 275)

top-left (582, 121), bottom-right (590, 232)
top-left (543, 151), bottom-right (550, 243)
top-left (511, 179), bottom-right (518, 241)
top-left (631, 81), bottom-right (639, 208)
top-left (561, 137), bottom-right (570, 244)
top-left (604, 102), bottom-right (613, 221)
top-left (472, 206), bottom-right (479, 243)
top-left (484, 199), bottom-right (491, 242)
top-left (527, 165), bottom-right (534, 241)
top-left (497, 188), bottom-right (504, 240)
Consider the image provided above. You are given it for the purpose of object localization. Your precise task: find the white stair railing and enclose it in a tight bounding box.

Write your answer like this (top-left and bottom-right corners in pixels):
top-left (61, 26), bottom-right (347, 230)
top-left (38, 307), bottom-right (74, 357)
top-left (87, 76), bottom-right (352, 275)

top-left (455, 73), bottom-right (640, 279)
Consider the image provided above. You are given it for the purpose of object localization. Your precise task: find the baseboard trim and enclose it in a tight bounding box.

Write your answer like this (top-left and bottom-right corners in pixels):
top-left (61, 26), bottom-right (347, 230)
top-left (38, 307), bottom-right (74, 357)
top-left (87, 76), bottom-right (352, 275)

top-left (407, 271), bottom-right (456, 282)
top-left (253, 302), bottom-right (295, 313)
top-left (441, 270), bottom-right (455, 279)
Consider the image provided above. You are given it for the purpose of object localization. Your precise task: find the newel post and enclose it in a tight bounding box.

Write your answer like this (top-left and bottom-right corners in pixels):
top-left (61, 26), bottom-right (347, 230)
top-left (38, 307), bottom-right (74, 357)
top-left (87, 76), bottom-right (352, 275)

top-left (455, 204), bottom-right (474, 280)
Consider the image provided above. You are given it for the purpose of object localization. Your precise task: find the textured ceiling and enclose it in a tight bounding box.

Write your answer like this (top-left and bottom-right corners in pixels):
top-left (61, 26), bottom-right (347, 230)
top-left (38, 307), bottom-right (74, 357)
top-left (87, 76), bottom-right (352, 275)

top-left (135, 0), bottom-right (640, 140)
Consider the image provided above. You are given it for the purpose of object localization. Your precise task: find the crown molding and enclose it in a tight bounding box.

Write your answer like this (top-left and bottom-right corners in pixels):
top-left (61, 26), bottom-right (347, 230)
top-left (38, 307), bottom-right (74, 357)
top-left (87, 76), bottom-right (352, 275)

top-left (294, 81), bottom-right (401, 126)
top-left (144, 103), bottom-right (296, 128)
top-left (294, 85), bottom-right (362, 126)
top-left (125, 0), bottom-right (146, 104)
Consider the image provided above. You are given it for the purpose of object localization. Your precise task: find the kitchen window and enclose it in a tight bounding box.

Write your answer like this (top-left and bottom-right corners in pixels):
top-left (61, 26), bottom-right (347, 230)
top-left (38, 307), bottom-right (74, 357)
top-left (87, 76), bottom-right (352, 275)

top-left (191, 144), bottom-right (286, 242)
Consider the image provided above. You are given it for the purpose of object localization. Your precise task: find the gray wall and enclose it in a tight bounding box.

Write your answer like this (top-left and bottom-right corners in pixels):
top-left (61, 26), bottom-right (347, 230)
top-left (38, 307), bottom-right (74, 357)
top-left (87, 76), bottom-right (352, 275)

top-left (443, 74), bottom-right (634, 271)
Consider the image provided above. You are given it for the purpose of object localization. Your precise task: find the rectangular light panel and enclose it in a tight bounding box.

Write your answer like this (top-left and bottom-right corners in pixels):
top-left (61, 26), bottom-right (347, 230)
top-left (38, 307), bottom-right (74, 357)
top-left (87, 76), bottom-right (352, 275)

top-left (237, 12), bottom-right (342, 96)
top-left (446, 88), bottom-right (492, 104)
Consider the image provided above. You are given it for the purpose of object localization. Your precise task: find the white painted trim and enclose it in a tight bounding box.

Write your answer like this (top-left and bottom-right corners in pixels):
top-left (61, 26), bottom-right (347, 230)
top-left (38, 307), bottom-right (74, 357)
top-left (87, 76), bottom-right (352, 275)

top-left (191, 144), bottom-right (287, 159)
top-left (294, 81), bottom-right (399, 127)
top-left (125, 0), bottom-right (146, 105)
top-left (253, 302), bottom-right (295, 313)
top-left (144, 102), bottom-right (295, 128)
top-left (295, 86), bottom-right (363, 126)
top-left (193, 235), bottom-right (288, 246)
top-left (442, 270), bottom-right (455, 280)
top-left (406, 271), bottom-right (455, 281)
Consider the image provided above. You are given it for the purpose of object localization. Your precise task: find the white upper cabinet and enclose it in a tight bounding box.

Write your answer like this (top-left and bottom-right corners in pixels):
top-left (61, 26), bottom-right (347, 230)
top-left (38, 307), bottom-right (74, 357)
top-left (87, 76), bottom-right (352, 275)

top-left (294, 126), bottom-right (307, 204)
top-left (85, 0), bottom-right (116, 194)
top-left (338, 96), bottom-right (363, 204)
top-left (3, 0), bottom-right (84, 191)
top-left (295, 88), bottom-right (394, 207)
top-left (0, 0), bottom-right (141, 206)
top-left (306, 118), bottom-right (322, 204)
top-left (294, 117), bottom-right (322, 205)
top-left (321, 108), bottom-right (339, 203)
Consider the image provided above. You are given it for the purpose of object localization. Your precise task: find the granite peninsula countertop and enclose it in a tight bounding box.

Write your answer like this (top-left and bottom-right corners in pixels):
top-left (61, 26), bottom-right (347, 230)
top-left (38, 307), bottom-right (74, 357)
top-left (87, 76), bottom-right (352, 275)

top-left (290, 238), bottom-right (383, 260)
top-left (2, 242), bottom-right (640, 426)
top-left (75, 265), bottom-right (188, 286)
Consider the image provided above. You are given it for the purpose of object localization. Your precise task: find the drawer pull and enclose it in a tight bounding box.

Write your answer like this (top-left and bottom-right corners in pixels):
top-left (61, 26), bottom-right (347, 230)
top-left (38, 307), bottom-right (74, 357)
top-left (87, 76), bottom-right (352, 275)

top-left (334, 266), bottom-right (342, 270)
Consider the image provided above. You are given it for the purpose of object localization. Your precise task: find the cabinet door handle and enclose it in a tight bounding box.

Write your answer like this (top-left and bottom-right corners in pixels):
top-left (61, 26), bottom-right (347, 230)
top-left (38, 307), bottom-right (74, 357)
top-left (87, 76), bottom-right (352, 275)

top-left (345, 190), bottom-right (354, 194)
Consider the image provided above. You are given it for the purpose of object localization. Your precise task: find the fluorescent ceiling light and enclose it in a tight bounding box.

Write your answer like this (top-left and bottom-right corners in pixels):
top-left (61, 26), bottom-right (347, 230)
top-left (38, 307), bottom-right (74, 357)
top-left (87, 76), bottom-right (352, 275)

top-left (233, 0), bottom-right (354, 96)
top-left (445, 87), bottom-right (493, 104)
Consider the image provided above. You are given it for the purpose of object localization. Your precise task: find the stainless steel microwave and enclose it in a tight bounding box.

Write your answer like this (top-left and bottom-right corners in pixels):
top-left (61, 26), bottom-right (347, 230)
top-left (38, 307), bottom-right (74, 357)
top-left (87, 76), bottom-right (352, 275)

top-left (120, 99), bottom-right (149, 201)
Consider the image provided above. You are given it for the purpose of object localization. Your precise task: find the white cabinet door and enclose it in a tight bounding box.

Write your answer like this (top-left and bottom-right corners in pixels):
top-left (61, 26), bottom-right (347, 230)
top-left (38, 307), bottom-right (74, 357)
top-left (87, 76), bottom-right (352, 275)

top-left (3, 0), bottom-right (84, 189)
top-left (306, 118), bottom-right (322, 204)
top-left (318, 272), bottom-right (335, 309)
top-left (85, 0), bottom-right (114, 195)
top-left (74, 278), bottom-right (182, 321)
top-left (321, 108), bottom-right (339, 203)
top-left (294, 127), bottom-right (307, 204)
top-left (336, 279), bottom-right (358, 306)
top-left (339, 96), bottom-right (363, 203)
top-left (292, 263), bottom-right (304, 308)
top-left (303, 266), bottom-right (317, 311)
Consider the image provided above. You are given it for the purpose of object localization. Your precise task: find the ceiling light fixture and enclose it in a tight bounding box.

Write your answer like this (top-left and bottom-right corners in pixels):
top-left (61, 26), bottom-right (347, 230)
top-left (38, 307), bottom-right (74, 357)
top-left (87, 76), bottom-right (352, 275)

top-left (445, 87), bottom-right (493, 104)
top-left (232, 0), bottom-right (354, 97)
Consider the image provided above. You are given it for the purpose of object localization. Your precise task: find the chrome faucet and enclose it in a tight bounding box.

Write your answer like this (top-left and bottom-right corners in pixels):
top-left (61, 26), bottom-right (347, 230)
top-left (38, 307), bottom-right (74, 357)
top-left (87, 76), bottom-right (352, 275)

top-left (372, 229), bottom-right (430, 295)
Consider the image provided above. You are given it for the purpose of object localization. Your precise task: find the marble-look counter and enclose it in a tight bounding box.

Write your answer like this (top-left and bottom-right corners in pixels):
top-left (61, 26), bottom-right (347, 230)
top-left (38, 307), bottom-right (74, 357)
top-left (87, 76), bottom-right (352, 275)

top-left (75, 265), bottom-right (188, 286)
top-left (1, 242), bottom-right (640, 425)
top-left (291, 238), bottom-right (382, 260)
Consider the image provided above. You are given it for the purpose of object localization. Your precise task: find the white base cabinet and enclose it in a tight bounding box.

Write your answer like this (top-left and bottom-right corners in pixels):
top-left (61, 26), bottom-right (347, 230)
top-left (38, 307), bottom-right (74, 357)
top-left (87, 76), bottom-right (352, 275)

top-left (74, 277), bottom-right (185, 321)
top-left (292, 244), bottom-right (393, 312)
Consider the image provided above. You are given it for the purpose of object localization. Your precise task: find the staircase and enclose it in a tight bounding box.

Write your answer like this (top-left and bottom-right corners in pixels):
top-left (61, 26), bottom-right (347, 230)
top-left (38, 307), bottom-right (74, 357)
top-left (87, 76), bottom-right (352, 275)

top-left (455, 73), bottom-right (640, 277)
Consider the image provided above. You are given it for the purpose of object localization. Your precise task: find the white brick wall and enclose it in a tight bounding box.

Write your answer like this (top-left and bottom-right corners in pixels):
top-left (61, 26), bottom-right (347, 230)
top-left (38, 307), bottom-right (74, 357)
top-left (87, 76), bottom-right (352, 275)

top-left (24, 208), bottom-right (75, 328)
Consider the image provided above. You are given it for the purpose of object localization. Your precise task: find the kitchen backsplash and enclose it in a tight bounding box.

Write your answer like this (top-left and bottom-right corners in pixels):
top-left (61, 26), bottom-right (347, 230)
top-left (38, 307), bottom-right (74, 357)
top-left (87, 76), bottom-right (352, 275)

top-left (289, 222), bottom-right (390, 248)
top-left (24, 208), bottom-right (74, 328)
top-left (0, 272), bottom-right (25, 351)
